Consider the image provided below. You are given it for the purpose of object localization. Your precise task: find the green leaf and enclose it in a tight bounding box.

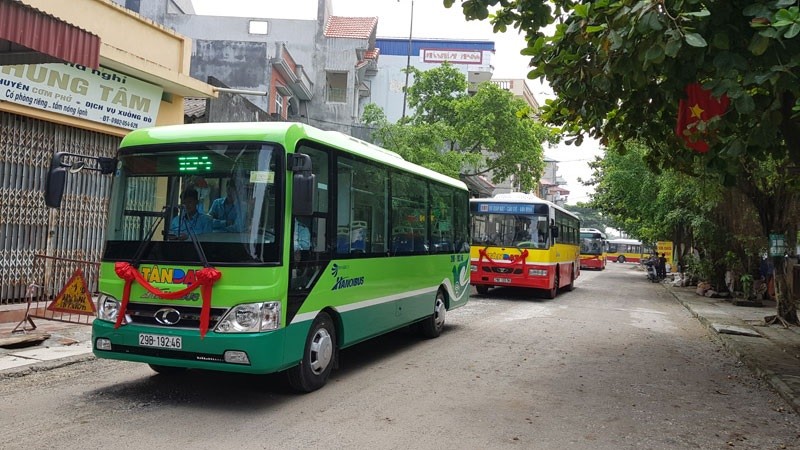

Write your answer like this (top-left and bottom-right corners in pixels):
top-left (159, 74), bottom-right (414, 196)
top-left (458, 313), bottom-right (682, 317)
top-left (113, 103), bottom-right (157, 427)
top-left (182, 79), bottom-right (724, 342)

top-left (684, 33), bottom-right (707, 47)
top-left (724, 139), bottom-right (746, 157)
top-left (775, 8), bottom-right (799, 23)
top-left (665, 36), bottom-right (682, 57)
top-left (743, 4), bottom-right (771, 18)
top-left (586, 24), bottom-right (607, 33)
top-left (711, 33), bottom-right (730, 50)
top-left (748, 34), bottom-right (770, 55)
top-left (734, 94), bottom-right (755, 114)
top-left (573, 3), bottom-right (590, 19)
top-left (759, 28), bottom-right (780, 38)
top-left (683, 9), bottom-right (711, 18)
top-left (777, 0), bottom-right (796, 7)
top-left (785, 23), bottom-right (800, 39)
top-left (645, 44), bottom-right (664, 62)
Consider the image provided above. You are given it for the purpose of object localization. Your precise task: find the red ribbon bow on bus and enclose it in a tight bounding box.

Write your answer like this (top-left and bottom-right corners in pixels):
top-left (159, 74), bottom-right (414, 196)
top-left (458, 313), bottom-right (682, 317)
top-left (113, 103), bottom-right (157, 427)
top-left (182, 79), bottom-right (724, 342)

top-left (113, 262), bottom-right (222, 338)
top-left (478, 248), bottom-right (530, 273)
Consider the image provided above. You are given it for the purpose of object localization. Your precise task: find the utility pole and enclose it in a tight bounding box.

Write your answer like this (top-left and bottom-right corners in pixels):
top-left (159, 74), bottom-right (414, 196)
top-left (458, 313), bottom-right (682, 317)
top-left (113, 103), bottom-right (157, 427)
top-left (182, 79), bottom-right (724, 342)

top-left (401, 0), bottom-right (414, 120)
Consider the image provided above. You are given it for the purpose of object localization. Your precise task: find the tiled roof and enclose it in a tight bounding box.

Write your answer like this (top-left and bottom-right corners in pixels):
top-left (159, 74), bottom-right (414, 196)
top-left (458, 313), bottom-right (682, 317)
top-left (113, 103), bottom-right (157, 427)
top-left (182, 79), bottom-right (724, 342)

top-left (324, 16), bottom-right (378, 39)
top-left (184, 98), bottom-right (206, 118)
top-left (364, 48), bottom-right (380, 59)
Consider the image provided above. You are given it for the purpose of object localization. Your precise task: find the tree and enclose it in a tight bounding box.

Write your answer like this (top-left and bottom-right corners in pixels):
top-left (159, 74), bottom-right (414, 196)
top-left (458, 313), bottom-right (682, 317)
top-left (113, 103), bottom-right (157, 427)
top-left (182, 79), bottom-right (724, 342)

top-left (449, 0), bottom-right (800, 324)
top-left (364, 64), bottom-right (557, 192)
top-left (565, 203), bottom-right (612, 232)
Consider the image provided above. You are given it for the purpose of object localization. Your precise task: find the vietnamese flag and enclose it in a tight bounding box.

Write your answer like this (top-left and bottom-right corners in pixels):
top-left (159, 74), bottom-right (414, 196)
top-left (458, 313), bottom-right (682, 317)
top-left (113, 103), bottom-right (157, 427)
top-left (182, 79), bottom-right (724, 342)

top-left (675, 83), bottom-right (729, 153)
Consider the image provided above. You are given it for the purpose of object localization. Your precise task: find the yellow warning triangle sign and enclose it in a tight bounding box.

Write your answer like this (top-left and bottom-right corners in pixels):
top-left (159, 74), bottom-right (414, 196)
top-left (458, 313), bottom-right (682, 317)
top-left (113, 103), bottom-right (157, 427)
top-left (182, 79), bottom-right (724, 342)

top-left (47, 268), bottom-right (96, 315)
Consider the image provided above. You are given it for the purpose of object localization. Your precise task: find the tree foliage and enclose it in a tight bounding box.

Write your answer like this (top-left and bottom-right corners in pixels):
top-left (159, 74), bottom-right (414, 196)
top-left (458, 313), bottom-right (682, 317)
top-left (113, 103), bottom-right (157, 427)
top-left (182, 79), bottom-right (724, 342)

top-left (363, 63), bottom-right (556, 191)
top-left (565, 203), bottom-right (612, 232)
top-left (449, 0), bottom-right (800, 172)
top-left (447, 0), bottom-right (800, 322)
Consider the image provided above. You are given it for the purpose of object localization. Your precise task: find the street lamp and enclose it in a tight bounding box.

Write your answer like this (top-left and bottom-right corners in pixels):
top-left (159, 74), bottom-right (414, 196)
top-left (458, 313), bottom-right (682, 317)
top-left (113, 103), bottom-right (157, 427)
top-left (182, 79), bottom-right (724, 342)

top-left (401, 0), bottom-right (414, 120)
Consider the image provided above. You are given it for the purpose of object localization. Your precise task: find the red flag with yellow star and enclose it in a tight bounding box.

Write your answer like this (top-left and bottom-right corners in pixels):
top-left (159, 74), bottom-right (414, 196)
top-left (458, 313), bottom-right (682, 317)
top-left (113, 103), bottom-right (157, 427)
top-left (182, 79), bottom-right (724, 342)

top-left (675, 83), bottom-right (729, 153)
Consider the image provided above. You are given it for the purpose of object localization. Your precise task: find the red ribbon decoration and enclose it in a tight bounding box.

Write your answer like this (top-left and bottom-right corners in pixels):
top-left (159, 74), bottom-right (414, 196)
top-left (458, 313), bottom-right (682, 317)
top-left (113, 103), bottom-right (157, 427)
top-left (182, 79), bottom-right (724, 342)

top-left (114, 262), bottom-right (222, 338)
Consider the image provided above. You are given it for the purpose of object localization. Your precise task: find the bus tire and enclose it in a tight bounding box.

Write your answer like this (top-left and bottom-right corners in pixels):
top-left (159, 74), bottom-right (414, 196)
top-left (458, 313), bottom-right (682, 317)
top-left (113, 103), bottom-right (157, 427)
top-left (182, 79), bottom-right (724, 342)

top-left (476, 285), bottom-right (490, 295)
top-left (287, 312), bottom-right (336, 393)
top-left (618, 255), bottom-right (626, 264)
top-left (420, 290), bottom-right (447, 339)
top-left (149, 364), bottom-right (186, 375)
top-left (545, 270), bottom-right (559, 299)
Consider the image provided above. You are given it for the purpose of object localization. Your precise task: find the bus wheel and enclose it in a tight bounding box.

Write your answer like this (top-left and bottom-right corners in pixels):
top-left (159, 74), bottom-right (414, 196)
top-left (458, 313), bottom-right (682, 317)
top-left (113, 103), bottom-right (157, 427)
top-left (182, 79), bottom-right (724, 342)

top-left (618, 255), bottom-right (626, 264)
top-left (148, 364), bottom-right (186, 375)
top-left (545, 271), bottom-right (559, 299)
top-left (476, 285), bottom-right (490, 295)
top-left (287, 312), bottom-right (336, 393)
top-left (420, 291), bottom-right (446, 338)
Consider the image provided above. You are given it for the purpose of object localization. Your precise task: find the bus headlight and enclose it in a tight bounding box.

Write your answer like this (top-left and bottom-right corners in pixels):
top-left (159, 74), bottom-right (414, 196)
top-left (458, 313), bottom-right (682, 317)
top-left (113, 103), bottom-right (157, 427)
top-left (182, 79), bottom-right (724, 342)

top-left (96, 293), bottom-right (126, 323)
top-left (471, 264), bottom-right (477, 272)
top-left (528, 269), bottom-right (548, 277)
top-left (215, 302), bottom-right (281, 333)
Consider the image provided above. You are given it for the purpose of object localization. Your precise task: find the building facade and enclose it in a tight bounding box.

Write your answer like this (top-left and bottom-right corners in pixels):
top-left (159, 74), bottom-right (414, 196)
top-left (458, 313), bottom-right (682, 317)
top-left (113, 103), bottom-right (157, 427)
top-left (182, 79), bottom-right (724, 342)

top-left (371, 37), bottom-right (495, 123)
top-left (0, 0), bottom-right (214, 311)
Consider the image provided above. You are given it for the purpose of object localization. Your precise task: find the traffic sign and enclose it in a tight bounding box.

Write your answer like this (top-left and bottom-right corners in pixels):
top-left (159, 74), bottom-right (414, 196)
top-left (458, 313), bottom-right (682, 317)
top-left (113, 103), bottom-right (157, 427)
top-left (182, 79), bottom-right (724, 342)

top-left (47, 268), bottom-right (96, 315)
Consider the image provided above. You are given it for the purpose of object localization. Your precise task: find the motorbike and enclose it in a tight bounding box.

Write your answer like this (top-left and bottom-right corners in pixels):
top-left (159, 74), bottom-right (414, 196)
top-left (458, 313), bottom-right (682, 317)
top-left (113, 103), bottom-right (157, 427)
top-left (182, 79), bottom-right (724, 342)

top-left (644, 258), bottom-right (660, 282)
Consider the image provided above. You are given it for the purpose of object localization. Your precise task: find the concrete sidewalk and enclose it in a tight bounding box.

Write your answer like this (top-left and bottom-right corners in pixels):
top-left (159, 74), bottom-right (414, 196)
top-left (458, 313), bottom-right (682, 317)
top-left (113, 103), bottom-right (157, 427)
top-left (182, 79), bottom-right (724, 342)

top-left (0, 319), bottom-right (93, 377)
top-left (665, 283), bottom-right (800, 414)
top-left (1, 282), bottom-right (800, 416)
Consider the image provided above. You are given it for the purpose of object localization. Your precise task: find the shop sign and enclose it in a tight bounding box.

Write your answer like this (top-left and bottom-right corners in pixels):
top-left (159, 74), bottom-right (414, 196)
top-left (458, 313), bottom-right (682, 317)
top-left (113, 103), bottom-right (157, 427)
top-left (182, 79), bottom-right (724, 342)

top-left (0, 63), bottom-right (162, 130)
top-left (422, 49), bottom-right (483, 64)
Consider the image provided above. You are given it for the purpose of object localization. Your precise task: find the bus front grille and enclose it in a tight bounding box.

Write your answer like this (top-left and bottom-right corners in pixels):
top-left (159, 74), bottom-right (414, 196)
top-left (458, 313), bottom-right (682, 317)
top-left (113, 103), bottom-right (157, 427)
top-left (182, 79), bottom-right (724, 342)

top-left (125, 302), bottom-right (228, 330)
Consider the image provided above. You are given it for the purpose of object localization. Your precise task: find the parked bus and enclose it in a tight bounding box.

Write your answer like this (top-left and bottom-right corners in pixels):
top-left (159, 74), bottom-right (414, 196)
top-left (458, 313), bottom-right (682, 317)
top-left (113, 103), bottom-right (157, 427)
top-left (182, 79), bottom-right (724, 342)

top-left (44, 122), bottom-right (471, 392)
top-left (606, 238), bottom-right (644, 263)
top-left (579, 228), bottom-right (607, 270)
top-left (469, 193), bottom-right (580, 298)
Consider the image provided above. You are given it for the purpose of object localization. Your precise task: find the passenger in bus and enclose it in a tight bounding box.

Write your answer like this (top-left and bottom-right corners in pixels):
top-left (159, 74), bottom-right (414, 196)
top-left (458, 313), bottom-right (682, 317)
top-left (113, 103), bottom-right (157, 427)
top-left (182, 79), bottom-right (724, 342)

top-left (210, 179), bottom-right (243, 232)
top-left (170, 187), bottom-right (213, 240)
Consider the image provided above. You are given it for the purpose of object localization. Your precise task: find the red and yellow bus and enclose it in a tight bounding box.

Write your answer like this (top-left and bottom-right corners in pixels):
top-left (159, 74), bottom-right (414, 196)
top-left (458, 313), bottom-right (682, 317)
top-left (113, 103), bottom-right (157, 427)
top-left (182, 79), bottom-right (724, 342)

top-left (470, 193), bottom-right (580, 298)
top-left (606, 238), bottom-right (644, 263)
top-left (580, 228), bottom-right (607, 270)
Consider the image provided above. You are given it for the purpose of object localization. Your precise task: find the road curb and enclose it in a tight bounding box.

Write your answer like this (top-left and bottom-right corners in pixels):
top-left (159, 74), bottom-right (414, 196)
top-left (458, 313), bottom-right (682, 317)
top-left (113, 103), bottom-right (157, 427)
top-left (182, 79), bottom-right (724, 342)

top-left (0, 352), bottom-right (95, 379)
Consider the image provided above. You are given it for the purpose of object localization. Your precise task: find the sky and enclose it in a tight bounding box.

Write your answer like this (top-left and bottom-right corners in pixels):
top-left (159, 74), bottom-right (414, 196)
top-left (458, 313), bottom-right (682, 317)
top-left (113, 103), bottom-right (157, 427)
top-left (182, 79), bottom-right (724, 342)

top-left (190, 0), bottom-right (602, 203)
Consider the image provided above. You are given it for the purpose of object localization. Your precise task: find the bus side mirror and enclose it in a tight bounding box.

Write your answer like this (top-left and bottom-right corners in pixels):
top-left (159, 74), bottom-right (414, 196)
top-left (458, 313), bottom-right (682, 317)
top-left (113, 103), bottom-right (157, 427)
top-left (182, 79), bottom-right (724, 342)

top-left (550, 225), bottom-right (559, 238)
top-left (44, 153), bottom-right (67, 208)
top-left (290, 153), bottom-right (315, 216)
top-left (44, 153), bottom-right (117, 208)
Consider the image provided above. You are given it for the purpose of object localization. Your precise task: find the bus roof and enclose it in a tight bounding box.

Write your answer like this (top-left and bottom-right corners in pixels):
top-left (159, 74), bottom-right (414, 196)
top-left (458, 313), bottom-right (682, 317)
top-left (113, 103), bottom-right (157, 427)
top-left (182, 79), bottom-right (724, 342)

top-left (607, 238), bottom-right (642, 244)
top-left (119, 122), bottom-right (468, 191)
top-left (580, 228), bottom-right (606, 238)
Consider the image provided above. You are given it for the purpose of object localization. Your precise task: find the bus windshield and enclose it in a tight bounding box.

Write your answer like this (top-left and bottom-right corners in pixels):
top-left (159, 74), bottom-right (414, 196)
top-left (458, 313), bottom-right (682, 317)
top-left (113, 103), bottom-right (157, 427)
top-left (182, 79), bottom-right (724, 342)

top-left (580, 231), bottom-right (605, 255)
top-left (471, 212), bottom-right (550, 248)
top-left (103, 142), bottom-right (283, 265)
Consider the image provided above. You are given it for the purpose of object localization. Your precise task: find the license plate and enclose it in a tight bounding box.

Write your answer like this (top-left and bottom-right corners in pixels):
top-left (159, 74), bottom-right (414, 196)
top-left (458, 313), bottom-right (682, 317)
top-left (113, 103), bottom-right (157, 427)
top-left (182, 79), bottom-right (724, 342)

top-left (494, 277), bottom-right (512, 283)
top-left (139, 333), bottom-right (182, 349)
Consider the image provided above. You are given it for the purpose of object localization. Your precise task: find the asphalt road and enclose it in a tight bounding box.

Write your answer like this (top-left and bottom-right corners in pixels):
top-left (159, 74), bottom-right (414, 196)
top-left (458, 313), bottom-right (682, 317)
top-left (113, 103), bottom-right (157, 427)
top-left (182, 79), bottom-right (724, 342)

top-left (0, 263), bottom-right (798, 449)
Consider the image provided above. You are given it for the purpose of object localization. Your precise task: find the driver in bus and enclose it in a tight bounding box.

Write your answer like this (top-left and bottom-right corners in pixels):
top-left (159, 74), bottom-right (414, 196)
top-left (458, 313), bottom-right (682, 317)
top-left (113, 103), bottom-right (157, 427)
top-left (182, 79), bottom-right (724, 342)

top-left (169, 187), bottom-right (213, 240)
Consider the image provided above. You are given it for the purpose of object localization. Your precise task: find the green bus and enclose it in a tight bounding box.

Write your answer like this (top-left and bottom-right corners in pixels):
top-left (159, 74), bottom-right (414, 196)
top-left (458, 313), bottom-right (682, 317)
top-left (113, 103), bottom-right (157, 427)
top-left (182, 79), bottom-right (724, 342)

top-left (45, 122), bottom-right (471, 392)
